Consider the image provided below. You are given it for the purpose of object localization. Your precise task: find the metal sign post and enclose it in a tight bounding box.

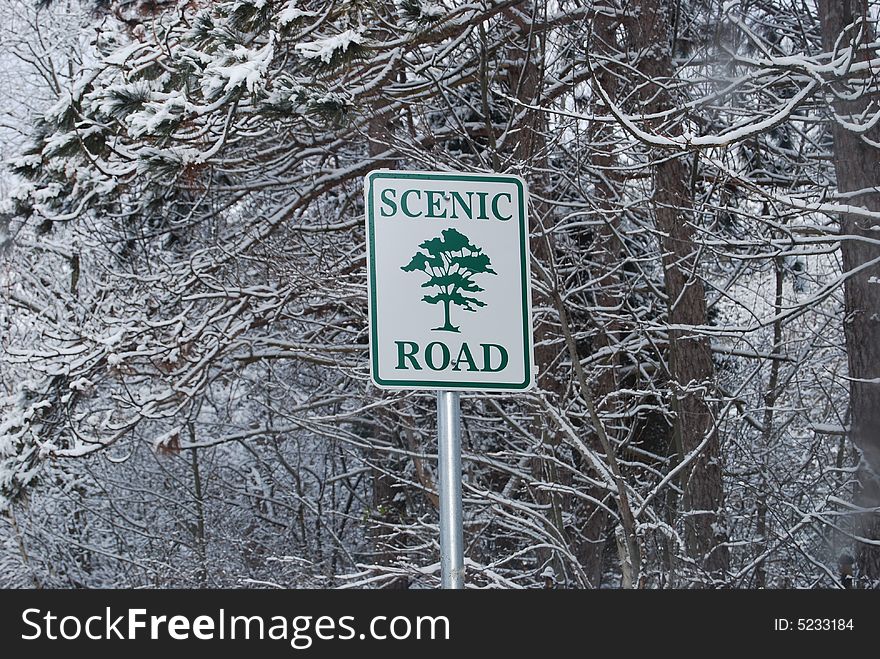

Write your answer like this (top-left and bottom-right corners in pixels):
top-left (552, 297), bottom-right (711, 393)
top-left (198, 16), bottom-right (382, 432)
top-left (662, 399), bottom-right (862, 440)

top-left (364, 170), bottom-right (534, 590)
top-left (437, 391), bottom-right (463, 589)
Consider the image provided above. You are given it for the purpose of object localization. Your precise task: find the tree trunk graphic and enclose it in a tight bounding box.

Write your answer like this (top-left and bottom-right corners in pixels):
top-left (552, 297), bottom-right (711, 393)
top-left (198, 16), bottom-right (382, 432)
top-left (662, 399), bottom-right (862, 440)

top-left (438, 297), bottom-right (456, 333)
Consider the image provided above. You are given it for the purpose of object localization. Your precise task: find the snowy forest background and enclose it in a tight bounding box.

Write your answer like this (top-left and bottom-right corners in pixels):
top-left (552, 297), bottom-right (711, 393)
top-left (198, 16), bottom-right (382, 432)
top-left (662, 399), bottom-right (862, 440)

top-left (1, 0), bottom-right (879, 589)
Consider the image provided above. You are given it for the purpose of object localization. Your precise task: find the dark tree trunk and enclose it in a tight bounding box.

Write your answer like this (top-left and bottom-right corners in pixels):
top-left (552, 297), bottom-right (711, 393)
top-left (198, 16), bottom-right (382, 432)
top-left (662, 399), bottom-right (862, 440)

top-left (654, 158), bottom-right (729, 578)
top-left (366, 115), bottom-right (408, 588)
top-left (503, 4), bottom-right (619, 586)
top-left (818, 0), bottom-right (880, 583)
top-left (627, 0), bottom-right (729, 579)
top-left (571, 5), bottom-right (630, 589)
top-left (504, 5), bottom-right (572, 584)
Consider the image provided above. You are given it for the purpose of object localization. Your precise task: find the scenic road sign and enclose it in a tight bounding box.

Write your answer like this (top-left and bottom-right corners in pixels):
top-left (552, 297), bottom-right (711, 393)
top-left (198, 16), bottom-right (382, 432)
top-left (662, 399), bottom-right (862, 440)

top-left (365, 170), bottom-right (534, 391)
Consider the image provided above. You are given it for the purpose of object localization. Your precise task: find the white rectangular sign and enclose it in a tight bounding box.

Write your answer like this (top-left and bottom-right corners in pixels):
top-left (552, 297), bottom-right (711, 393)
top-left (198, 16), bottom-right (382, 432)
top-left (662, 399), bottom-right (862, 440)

top-left (365, 170), bottom-right (534, 391)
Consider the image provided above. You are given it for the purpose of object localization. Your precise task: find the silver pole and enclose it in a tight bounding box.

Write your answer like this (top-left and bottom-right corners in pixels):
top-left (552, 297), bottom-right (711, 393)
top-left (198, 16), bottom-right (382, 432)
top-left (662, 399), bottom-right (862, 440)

top-left (437, 390), bottom-right (464, 589)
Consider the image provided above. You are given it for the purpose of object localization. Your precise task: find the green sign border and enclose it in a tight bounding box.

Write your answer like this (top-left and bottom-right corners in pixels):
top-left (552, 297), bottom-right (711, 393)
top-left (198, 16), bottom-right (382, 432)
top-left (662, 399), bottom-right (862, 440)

top-left (365, 170), bottom-right (534, 391)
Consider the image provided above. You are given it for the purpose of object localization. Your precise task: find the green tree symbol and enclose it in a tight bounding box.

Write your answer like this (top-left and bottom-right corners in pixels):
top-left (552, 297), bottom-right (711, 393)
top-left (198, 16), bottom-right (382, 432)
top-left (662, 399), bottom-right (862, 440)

top-left (401, 228), bottom-right (497, 333)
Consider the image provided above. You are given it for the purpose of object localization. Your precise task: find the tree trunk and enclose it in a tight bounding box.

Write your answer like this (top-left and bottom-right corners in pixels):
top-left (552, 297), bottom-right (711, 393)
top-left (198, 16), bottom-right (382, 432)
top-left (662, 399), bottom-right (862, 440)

top-left (366, 114), bottom-right (408, 588)
top-left (438, 298), bottom-right (456, 332)
top-left (628, 0), bottom-right (729, 580)
top-left (505, 5), bottom-right (571, 584)
top-left (508, 4), bottom-right (641, 586)
top-left (818, 0), bottom-right (880, 583)
top-left (571, 5), bottom-right (631, 589)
